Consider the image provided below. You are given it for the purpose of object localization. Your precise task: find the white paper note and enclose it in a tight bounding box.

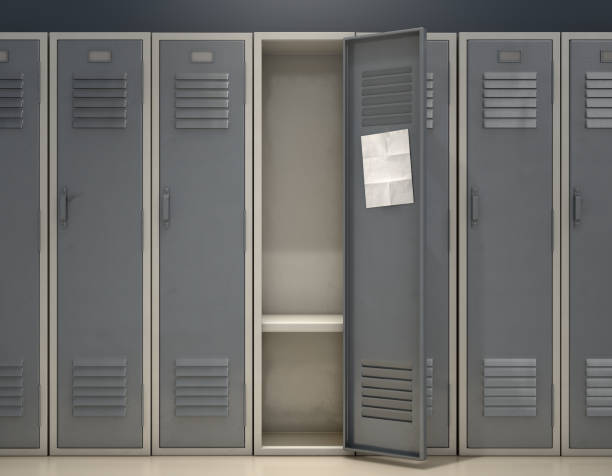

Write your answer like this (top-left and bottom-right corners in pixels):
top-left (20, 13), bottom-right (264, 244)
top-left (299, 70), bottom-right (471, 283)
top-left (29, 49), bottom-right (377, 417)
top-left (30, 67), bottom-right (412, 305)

top-left (360, 129), bottom-right (413, 208)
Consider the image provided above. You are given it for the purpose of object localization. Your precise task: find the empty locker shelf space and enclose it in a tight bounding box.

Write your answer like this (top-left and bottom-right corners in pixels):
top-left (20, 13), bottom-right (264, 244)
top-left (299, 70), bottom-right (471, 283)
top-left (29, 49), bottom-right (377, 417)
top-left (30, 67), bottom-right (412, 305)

top-left (261, 333), bottom-right (343, 452)
top-left (256, 34), bottom-right (347, 455)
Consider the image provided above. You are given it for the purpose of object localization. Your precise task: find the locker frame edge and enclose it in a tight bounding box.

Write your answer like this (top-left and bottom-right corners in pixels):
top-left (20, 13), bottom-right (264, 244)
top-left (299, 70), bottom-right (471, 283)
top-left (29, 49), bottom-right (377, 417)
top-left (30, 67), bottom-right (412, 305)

top-left (426, 32), bottom-right (458, 457)
top-left (0, 31), bottom-right (48, 457)
top-left (458, 32), bottom-right (561, 456)
top-left (253, 31), bottom-right (355, 456)
top-left (561, 32), bottom-right (612, 457)
top-left (49, 32), bottom-right (152, 456)
top-left (151, 32), bottom-right (253, 456)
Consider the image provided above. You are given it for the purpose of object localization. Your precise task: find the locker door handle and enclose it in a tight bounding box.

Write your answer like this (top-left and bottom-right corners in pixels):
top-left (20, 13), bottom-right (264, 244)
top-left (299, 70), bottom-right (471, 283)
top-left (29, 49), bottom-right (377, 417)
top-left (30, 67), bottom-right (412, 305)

top-left (59, 186), bottom-right (68, 228)
top-left (573, 189), bottom-right (582, 225)
top-left (161, 187), bottom-right (171, 229)
top-left (470, 188), bottom-right (479, 226)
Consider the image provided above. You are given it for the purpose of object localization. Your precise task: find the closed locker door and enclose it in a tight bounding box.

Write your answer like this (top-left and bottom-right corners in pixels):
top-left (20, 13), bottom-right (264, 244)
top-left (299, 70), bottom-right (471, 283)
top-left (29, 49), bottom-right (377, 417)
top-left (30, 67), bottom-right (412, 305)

top-left (158, 40), bottom-right (245, 448)
top-left (0, 39), bottom-right (42, 450)
top-left (568, 39), bottom-right (612, 450)
top-left (56, 39), bottom-right (144, 448)
top-left (466, 39), bottom-right (554, 448)
top-left (424, 38), bottom-right (450, 450)
top-left (344, 28), bottom-right (426, 459)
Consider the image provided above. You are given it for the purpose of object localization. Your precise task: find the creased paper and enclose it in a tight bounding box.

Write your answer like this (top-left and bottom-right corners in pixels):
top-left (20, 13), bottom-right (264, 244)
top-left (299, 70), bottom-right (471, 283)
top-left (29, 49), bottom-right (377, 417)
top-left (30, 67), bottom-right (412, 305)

top-left (361, 129), bottom-right (413, 208)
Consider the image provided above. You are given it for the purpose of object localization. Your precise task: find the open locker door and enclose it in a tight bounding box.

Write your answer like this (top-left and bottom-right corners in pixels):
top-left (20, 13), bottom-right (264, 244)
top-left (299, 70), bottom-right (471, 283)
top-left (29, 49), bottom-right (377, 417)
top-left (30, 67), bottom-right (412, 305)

top-left (344, 28), bottom-right (427, 459)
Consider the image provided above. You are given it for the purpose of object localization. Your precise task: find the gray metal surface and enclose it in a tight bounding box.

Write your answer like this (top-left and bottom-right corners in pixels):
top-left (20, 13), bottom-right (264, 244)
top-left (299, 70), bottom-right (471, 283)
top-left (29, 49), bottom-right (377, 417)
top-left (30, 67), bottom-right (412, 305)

top-left (425, 38), bottom-right (450, 449)
top-left (466, 39), bottom-right (553, 448)
top-left (56, 39), bottom-right (143, 448)
top-left (0, 39), bottom-right (40, 449)
top-left (568, 39), bottom-right (612, 450)
top-left (158, 40), bottom-right (245, 448)
top-left (344, 28), bottom-right (426, 459)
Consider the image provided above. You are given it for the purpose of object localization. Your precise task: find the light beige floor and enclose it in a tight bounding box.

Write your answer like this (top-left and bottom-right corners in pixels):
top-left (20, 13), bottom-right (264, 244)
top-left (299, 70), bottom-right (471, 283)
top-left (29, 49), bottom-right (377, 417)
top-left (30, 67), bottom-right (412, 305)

top-left (1, 456), bottom-right (612, 476)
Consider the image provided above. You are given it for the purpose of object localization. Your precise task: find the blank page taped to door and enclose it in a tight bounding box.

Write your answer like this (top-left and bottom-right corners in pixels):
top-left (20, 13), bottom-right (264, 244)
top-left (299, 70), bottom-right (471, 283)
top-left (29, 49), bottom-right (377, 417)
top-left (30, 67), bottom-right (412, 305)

top-left (361, 129), bottom-right (414, 208)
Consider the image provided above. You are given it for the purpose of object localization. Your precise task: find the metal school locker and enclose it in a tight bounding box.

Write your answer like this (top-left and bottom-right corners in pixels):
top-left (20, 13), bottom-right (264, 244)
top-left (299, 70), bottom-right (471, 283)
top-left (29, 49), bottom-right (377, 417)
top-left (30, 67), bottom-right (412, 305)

top-left (345, 28), bottom-right (427, 459)
top-left (459, 33), bottom-right (560, 455)
top-left (152, 33), bottom-right (252, 455)
top-left (49, 33), bottom-right (151, 455)
top-left (424, 32), bottom-right (457, 455)
top-left (562, 33), bottom-right (612, 456)
top-left (0, 33), bottom-right (47, 456)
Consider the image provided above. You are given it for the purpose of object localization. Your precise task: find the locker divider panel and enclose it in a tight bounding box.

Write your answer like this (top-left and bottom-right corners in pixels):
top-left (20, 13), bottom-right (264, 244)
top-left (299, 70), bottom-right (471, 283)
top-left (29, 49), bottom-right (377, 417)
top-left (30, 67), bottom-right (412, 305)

top-left (156, 37), bottom-right (246, 451)
top-left (344, 28), bottom-right (426, 459)
top-left (563, 34), bottom-right (612, 455)
top-left (0, 33), bottom-right (47, 455)
top-left (50, 33), bottom-right (151, 455)
top-left (459, 33), bottom-right (560, 455)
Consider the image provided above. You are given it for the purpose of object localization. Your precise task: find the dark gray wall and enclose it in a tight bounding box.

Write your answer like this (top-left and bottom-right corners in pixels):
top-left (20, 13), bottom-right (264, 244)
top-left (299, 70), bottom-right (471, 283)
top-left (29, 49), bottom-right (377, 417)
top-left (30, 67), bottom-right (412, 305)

top-left (4, 0), bottom-right (612, 32)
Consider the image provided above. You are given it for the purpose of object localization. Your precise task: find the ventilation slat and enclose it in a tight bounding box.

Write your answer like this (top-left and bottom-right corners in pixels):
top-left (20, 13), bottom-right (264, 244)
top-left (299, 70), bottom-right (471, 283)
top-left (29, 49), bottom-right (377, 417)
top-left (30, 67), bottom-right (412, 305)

top-left (0, 98), bottom-right (23, 108)
top-left (72, 108), bottom-right (127, 119)
top-left (0, 73), bottom-right (24, 80)
top-left (0, 108), bottom-right (23, 118)
top-left (0, 361), bottom-right (24, 417)
top-left (362, 84), bottom-right (412, 97)
top-left (586, 80), bottom-right (612, 89)
top-left (484, 108), bottom-right (537, 119)
top-left (0, 79), bottom-right (23, 89)
top-left (72, 73), bottom-right (128, 129)
top-left (175, 358), bottom-right (229, 417)
top-left (0, 118), bottom-right (23, 128)
top-left (483, 72), bottom-right (537, 80)
top-left (483, 72), bottom-right (537, 129)
top-left (175, 89), bottom-right (229, 99)
top-left (426, 358), bottom-right (434, 415)
top-left (483, 358), bottom-right (537, 417)
top-left (360, 66), bottom-right (412, 127)
top-left (175, 80), bottom-right (229, 89)
top-left (586, 359), bottom-right (612, 416)
top-left (484, 89), bottom-right (537, 98)
top-left (586, 89), bottom-right (612, 98)
top-left (426, 73), bottom-right (434, 129)
top-left (175, 119), bottom-right (229, 129)
top-left (175, 109), bottom-right (229, 119)
top-left (362, 93), bottom-right (411, 106)
top-left (484, 118), bottom-right (536, 129)
top-left (73, 79), bottom-right (127, 89)
top-left (0, 89), bottom-right (23, 98)
top-left (175, 98), bottom-right (228, 109)
top-left (175, 72), bottom-right (229, 81)
top-left (586, 72), bottom-right (612, 80)
top-left (361, 361), bottom-right (412, 423)
top-left (72, 358), bottom-right (128, 417)
top-left (362, 407), bottom-right (412, 422)
top-left (73, 89), bottom-right (127, 98)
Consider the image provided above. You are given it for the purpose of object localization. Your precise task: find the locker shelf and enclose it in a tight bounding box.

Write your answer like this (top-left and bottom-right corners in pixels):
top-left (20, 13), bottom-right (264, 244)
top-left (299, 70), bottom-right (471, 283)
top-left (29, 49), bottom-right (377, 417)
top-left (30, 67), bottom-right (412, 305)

top-left (262, 314), bottom-right (343, 333)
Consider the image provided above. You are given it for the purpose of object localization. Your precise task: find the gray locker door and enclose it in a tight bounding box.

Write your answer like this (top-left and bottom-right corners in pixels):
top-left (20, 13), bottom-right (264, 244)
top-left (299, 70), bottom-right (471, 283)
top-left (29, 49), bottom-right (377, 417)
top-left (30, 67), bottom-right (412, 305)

top-left (0, 40), bottom-right (41, 449)
top-left (158, 40), bottom-right (245, 448)
top-left (344, 28), bottom-right (426, 459)
top-left (568, 39), bottom-right (612, 450)
top-left (56, 39), bottom-right (143, 448)
top-left (466, 40), bottom-right (553, 448)
top-left (425, 39), bottom-right (450, 449)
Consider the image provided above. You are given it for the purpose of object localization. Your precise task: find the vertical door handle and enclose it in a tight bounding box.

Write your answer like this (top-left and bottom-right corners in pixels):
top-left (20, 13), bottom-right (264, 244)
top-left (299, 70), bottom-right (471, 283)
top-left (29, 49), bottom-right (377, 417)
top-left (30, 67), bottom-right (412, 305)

top-left (59, 186), bottom-right (68, 228)
top-left (470, 188), bottom-right (480, 226)
top-left (161, 187), bottom-right (171, 229)
top-left (573, 189), bottom-right (582, 226)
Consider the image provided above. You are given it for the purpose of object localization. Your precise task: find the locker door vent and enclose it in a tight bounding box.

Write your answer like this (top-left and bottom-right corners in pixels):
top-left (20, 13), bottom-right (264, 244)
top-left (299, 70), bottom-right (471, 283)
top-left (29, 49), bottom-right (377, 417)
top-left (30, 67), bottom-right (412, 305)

top-left (175, 358), bottom-right (229, 417)
top-left (586, 358), bottom-right (612, 417)
top-left (426, 72), bottom-right (434, 129)
top-left (585, 72), bottom-right (612, 128)
top-left (0, 73), bottom-right (24, 129)
top-left (482, 72), bottom-right (537, 129)
top-left (482, 358), bottom-right (536, 417)
top-left (72, 358), bottom-right (128, 417)
top-left (361, 66), bottom-right (412, 127)
top-left (426, 358), bottom-right (433, 416)
top-left (174, 73), bottom-right (230, 129)
top-left (360, 360), bottom-right (413, 423)
top-left (0, 360), bottom-right (24, 417)
top-left (72, 73), bottom-right (128, 129)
